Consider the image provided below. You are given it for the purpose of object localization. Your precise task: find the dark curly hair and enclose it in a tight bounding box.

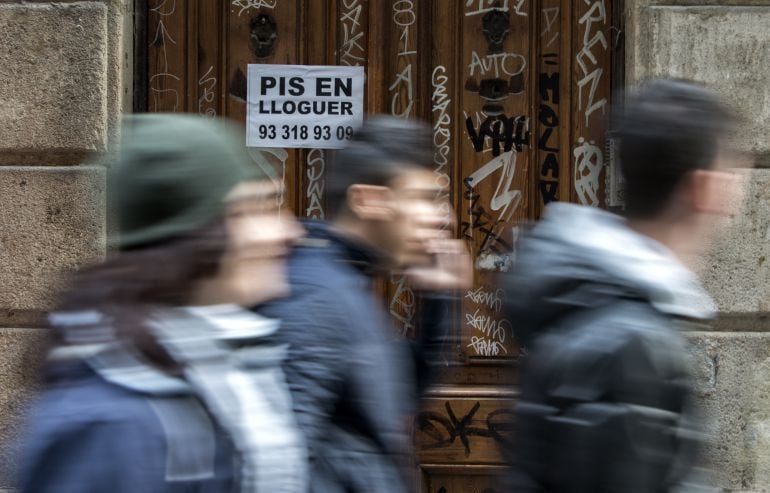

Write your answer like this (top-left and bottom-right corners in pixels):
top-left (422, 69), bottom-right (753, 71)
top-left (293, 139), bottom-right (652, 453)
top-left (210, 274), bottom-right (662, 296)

top-left (50, 220), bottom-right (229, 368)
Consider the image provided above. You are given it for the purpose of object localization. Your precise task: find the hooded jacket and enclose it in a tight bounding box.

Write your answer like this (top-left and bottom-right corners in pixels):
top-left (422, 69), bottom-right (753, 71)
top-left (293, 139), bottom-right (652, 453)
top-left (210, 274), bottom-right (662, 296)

top-left (503, 203), bottom-right (714, 493)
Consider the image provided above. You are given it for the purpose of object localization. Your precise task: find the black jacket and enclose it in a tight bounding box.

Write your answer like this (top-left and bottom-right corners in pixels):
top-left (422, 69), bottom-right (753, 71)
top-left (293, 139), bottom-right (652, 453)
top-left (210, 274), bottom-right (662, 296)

top-left (257, 220), bottom-right (451, 493)
top-left (503, 203), bottom-right (715, 493)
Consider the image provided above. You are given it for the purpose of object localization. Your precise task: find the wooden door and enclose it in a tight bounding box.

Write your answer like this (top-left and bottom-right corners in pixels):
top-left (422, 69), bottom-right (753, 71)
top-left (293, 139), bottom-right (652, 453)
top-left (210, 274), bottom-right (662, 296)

top-left (138, 1), bottom-right (619, 491)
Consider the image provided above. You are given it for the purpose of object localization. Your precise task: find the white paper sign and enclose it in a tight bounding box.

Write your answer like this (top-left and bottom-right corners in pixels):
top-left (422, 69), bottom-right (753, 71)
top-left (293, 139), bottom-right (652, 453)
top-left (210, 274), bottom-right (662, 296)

top-left (247, 64), bottom-right (364, 149)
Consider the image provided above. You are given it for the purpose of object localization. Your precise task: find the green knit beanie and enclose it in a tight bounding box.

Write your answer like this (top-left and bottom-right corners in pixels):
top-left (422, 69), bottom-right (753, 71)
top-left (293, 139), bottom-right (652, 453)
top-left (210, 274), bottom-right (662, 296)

top-left (111, 114), bottom-right (270, 249)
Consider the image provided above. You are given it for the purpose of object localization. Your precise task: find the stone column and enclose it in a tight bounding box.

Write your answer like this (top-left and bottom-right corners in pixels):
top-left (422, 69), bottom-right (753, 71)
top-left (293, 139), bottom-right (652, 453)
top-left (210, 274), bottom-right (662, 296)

top-left (0, 1), bottom-right (129, 488)
top-left (625, 1), bottom-right (770, 490)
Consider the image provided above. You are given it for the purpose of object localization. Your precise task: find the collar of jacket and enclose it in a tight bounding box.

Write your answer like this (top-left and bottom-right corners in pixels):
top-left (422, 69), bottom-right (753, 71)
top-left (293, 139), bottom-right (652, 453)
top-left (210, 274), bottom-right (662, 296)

top-left (539, 203), bottom-right (716, 320)
top-left (88, 342), bottom-right (194, 396)
top-left (47, 306), bottom-right (283, 397)
top-left (45, 309), bottom-right (191, 395)
top-left (299, 219), bottom-right (389, 278)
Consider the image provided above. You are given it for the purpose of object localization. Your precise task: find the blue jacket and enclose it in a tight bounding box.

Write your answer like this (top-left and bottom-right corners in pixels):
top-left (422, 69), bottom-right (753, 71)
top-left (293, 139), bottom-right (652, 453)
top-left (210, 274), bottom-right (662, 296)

top-left (19, 360), bottom-right (236, 493)
top-left (257, 220), bottom-right (451, 493)
top-left (19, 306), bottom-right (308, 493)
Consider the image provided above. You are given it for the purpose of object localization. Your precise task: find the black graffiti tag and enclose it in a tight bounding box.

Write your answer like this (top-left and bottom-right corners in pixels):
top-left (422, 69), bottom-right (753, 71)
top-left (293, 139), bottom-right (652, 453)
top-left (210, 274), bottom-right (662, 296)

top-left (461, 180), bottom-right (512, 257)
top-left (538, 70), bottom-right (560, 204)
top-left (416, 401), bottom-right (515, 457)
top-left (466, 115), bottom-right (530, 157)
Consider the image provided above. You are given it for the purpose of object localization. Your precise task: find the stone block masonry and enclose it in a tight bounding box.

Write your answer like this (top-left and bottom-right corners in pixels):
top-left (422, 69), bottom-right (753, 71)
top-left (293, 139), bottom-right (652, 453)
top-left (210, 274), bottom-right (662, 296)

top-left (627, 1), bottom-right (770, 490)
top-left (0, 167), bottom-right (106, 315)
top-left (0, 2), bottom-right (109, 165)
top-left (0, 1), bottom-right (126, 489)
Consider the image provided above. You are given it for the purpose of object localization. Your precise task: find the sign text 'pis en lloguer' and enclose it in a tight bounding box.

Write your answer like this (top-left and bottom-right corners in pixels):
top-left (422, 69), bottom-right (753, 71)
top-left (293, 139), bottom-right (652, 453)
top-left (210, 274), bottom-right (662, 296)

top-left (247, 64), bottom-right (364, 149)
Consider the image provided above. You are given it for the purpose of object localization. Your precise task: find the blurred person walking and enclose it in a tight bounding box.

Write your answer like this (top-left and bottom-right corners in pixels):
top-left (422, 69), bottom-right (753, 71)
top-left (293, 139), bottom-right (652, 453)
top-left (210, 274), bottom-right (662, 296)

top-left (503, 80), bottom-right (743, 492)
top-left (18, 115), bottom-right (306, 493)
top-left (255, 116), bottom-right (472, 493)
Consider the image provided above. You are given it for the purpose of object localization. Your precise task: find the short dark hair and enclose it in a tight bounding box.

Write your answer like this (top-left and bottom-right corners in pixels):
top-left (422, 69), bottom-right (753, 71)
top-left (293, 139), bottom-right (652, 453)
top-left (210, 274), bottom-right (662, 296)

top-left (618, 79), bottom-right (732, 219)
top-left (328, 116), bottom-right (433, 215)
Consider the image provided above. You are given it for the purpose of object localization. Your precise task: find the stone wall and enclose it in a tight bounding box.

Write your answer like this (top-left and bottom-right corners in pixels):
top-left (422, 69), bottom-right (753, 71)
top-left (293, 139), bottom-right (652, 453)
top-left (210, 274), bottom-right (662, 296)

top-left (626, 1), bottom-right (770, 490)
top-left (0, 0), bottom-right (128, 487)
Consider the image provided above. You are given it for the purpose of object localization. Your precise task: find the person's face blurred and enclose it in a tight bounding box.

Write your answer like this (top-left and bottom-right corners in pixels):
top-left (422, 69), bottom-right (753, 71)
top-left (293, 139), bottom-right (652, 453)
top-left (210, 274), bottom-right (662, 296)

top-left (701, 146), bottom-right (747, 217)
top-left (677, 143), bottom-right (748, 263)
top-left (382, 168), bottom-right (452, 268)
top-left (690, 145), bottom-right (747, 223)
top-left (222, 180), bottom-right (303, 306)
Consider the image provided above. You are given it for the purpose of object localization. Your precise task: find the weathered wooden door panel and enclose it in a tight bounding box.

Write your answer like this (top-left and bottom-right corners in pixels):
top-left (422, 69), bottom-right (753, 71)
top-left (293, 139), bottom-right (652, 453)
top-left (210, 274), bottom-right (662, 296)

top-left (140, 1), bottom-right (618, 490)
top-left (416, 395), bottom-right (514, 464)
top-left (227, 1), bottom-right (305, 214)
top-left (420, 466), bottom-right (507, 493)
top-left (457, 0), bottom-right (533, 376)
top-left (147, 0), bottom-right (187, 113)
